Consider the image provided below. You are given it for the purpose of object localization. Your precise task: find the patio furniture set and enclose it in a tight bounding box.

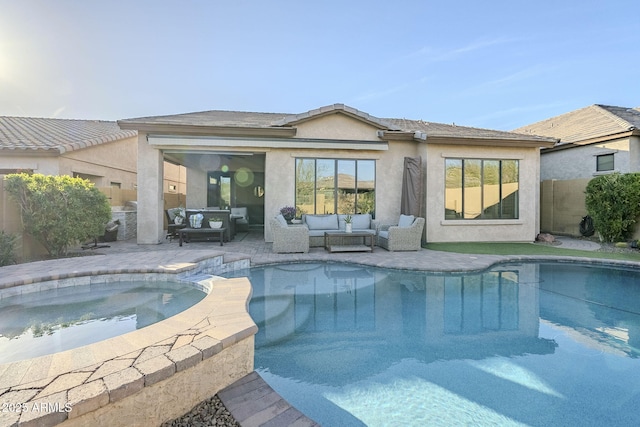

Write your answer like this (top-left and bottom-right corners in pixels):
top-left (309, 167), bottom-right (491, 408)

top-left (165, 207), bottom-right (250, 246)
top-left (270, 213), bottom-right (425, 253)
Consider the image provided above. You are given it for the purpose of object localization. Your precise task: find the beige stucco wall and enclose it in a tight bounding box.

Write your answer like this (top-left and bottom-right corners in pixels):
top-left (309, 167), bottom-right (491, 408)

top-left (294, 114), bottom-right (382, 141)
top-left (164, 162), bottom-right (187, 195)
top-left (186, 167), bottom-right (207, 208)
top-left (0, 154), bottom-right (61, 175)
top-left (137, 132), bottom-right (165, 244)
top-left (60, 136), bottom-right (138, 188)
top-left (540, 178), bottom-right (590, 236)
top-left (424, 144), bottom-right (542, 243)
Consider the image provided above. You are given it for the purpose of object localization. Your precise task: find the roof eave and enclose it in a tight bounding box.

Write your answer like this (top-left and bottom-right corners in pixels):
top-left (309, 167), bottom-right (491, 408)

top-left (419, 135), bottom-right (557, 148)
top-left (117, 121), bottom-right (297, 138)
top-left (0, 148), bottom-right (61, 156)
top-left (542, 129), bottom-right (640, 152)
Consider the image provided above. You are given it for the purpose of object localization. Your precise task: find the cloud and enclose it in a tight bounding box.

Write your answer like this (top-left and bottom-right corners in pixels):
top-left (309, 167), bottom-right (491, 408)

top-left (474, 65), bottom-right (551, 90)
top-left (401, 37), bottom-right (522, 64)
top-left (51, 107), bottom-right (66, 118)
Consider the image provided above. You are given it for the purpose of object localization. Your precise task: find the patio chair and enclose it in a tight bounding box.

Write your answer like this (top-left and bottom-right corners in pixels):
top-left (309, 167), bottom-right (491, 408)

top-left (377, 216), bottom-right (425, 251)
top-left (269, 216), bottom-right (309, 253)
top-left (165, 208), bottom-right (185, 241)
top-left (231, 207), bottom-right (250, 232)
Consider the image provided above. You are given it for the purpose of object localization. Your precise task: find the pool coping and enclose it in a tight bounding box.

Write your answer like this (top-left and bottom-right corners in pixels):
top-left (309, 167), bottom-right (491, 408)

top-left (0, 250), bottom-right (258, 427)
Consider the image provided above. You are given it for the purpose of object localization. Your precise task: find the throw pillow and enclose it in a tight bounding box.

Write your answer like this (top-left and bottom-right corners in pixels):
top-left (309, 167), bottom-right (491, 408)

top-left (276, 214), bottom-right (288, 227)
top-left (306, 215), bottom-right (338, 230)
top-left (398, 214), bottom-right (415, 227)
top-left (352, 214), bottom-right (371, 229)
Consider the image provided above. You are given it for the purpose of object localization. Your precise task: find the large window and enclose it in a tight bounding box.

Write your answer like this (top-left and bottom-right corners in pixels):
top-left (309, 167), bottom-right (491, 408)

top-left (445, 158), bottom-right (519, 220)
top-left (295, 158), bottom-right (375, 216)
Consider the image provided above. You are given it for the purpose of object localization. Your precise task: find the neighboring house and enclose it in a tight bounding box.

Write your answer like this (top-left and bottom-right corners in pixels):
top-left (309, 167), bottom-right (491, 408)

top-left (513, 104), bottom-right (640, 236)
top-left (119, 104), bottom-right (555, 245)
top-left (0, 117), bottom-right (140, 259)
top-left (514, 105), bottom-right (640, 181)
top-left (0, 117), bottom-right (139, 187)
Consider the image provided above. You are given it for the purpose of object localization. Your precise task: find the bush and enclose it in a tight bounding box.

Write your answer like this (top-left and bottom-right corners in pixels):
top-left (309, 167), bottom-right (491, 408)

top-left (585, 173), bottom-right (640, 242)
top-left (4, 173), bottom-right (112, 257)
top-left (0, 230), bottom-right (17, 266)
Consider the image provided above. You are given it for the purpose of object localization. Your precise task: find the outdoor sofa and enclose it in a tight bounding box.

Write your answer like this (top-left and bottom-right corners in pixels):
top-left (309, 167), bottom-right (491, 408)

top-left (301, 214), bottom-right (378, 247)
top-left (180, 209), bottom-right (235, 243)
top-left (269, 213), bottom-right (378, 253)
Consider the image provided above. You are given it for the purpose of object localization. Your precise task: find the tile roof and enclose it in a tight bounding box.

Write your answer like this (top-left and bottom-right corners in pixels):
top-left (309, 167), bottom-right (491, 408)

top-left (0, 117), bottom-right (137, 154)
top-left (512, 104), bottom-right (640, 145)
top-left (383, 117), bottom-right (553, 141)
top-left (120, 104), bottom-right (555, 144)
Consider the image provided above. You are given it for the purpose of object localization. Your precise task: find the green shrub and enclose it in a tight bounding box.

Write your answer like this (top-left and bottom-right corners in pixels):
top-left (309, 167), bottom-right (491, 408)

top-left (585, 173), bottom-right (640, 242)
top-left (0, 230), bottom-right (17, 266)
top-left (3, 173), bottom-right (112, 257)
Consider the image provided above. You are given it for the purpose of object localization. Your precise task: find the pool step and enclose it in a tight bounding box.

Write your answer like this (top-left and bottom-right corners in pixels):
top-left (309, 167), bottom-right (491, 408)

top-left (218, 371), bottom-right (320, 427)
top-left (252, 297), bottom-right (313, 346)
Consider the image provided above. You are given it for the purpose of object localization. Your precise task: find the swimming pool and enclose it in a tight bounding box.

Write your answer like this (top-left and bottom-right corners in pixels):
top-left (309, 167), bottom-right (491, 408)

top-left (223, 262), bottom-right (640, 426)
top-left (0, 280), bottom-right (206, 364)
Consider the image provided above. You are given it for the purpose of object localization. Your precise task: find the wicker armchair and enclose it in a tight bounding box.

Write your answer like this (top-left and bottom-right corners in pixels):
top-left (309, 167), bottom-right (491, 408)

top-left (269, 218), bottom-right (309, 253)
top-left (377, 217), bottom-right (425, 251)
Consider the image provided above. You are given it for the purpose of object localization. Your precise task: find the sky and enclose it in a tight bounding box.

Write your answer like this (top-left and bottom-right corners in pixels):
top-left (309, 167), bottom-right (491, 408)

top-left (1, 0), bottom-right (638, 131)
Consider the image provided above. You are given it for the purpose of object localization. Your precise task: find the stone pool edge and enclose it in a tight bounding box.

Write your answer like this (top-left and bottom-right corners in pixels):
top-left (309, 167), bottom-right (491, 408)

top-left (0, 251), bottom-right (257, 427)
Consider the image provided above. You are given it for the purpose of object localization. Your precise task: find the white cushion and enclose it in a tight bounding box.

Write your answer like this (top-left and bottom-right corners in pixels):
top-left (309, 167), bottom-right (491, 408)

top-left (231, 207), bottom-right (248, 219)
top-left (398, 214), bottom-right (415, 228)
top-left (276, 214), bottom-right (288, 227)
top-left (306, 215), bottom-right (338, 230)
top-left (339, 214), bottom-right (371, 230)
top-left (378, 230), bottom-right (389, 239)
top-left (352, 214), bottom-right (371, 229)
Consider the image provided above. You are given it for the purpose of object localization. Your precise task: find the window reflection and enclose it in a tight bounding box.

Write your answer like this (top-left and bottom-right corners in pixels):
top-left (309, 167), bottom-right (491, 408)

top-left (445, 158), bottom-right (519, 220)
top-left (296, 158), bottom-right (376, 215)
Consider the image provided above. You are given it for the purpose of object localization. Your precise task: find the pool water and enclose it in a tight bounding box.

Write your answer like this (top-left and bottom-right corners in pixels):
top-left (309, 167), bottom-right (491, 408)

top-left (223, 262), bottom-right (640, 426)
top-left (0, 281), bottom-right (206, 364)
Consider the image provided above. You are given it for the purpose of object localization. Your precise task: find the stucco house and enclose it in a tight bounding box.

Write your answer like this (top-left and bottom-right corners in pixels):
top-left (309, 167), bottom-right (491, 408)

top-left (0, 117), bottom-right (139, 258)
top-left (514, 104), bottom-right (640, 236)
top-left (514, 105), bottom-right (640, 181)
top-left (118, 104), bottom-right (556, 245)
top-left (0, 117), bottom-right (139, 187)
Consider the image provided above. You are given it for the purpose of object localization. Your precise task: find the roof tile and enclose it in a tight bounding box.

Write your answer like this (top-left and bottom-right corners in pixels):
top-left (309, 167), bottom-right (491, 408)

top-left (119, 104), bottom-right (553, 143)
top-left (513, 104), bottom-right (640, 144)
top-left (0, 117), bottom-right (137, 153)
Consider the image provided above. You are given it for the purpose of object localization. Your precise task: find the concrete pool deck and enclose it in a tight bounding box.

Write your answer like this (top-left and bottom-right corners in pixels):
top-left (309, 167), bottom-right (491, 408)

top-left (1, 231), bottom-right (633, 427)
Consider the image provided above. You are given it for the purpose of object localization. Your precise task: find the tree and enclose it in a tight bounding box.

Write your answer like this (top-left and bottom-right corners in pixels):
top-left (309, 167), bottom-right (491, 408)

top-left (4, 173), bottom-right (112, 257)
top-left (585, 172), bottom-right (640, 242)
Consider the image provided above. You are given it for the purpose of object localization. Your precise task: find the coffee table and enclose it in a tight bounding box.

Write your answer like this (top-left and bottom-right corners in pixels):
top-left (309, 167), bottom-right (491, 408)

top-left (178, 227), bottom-right (227, 247)
top-left (324, 231), bottom-right (375, 253)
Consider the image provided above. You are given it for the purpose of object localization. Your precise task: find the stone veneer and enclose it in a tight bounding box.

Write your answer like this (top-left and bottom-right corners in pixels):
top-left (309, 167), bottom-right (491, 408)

top-left (0, 254), bottom-right (257, 427)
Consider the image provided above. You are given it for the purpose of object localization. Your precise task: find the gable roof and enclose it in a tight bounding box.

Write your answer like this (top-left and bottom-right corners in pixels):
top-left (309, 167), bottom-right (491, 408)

top-left (273, 103), bottom-right (403, 130)
top-left (0, 117), bottom-right (137, 154)
top-left (513, 104), bottom-right (640, 146)
top-left (119, 104), bottom-right (556, 147)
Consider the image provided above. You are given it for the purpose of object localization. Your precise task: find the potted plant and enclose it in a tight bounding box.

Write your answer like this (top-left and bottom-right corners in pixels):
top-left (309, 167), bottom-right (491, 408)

top-left (172, 207), bottom-right (185, 225)
top-left (344, 215), bottom-right (353, 233)
top-left (279, 206), bottom-right (296, 223)
top-left (209, 217), bottom-right (224, 229)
